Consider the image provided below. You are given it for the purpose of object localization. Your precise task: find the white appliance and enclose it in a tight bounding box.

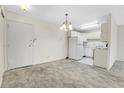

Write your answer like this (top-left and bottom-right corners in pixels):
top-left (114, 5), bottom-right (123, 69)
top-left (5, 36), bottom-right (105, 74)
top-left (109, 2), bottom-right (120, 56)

top-left (69, 37), bottom-right (83, 60)
top-left (84, 47), bottom-right (94, 58)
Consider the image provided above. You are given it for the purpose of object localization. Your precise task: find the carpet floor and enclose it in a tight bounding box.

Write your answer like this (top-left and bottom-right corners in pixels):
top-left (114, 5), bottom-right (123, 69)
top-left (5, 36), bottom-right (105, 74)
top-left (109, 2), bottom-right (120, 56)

top-left (2, 59), bottom-right (124, 88)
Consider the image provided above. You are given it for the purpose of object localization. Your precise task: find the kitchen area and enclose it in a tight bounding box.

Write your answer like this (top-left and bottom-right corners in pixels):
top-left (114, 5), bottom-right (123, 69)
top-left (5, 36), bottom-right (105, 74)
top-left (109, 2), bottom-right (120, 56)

top-left (68, 21), bottom-right (108, 69)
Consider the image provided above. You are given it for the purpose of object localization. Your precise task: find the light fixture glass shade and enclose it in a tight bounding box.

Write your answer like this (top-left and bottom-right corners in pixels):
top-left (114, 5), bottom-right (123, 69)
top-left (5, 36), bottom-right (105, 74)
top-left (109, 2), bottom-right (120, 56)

top-left (69, 24), bottom-right (72, 30)
top-left (60, 22), bottom-right (72, 31)
top-left (62, 24), bottom-right (66, 29)
top-left (60, 13), bottom-right (72, 31)
top-left (20, 5), bottom-right (29, 11)
top-left (60, 23), bottom-right (72, 31)
top-left (60, 26), bottom-right (63, 30)
top-left (64, 28), bottom-right (68, 31)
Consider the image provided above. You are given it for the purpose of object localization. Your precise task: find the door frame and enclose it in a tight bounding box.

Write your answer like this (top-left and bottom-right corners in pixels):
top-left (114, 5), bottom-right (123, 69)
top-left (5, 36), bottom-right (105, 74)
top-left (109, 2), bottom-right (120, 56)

top-left (6, 19), bottom-right (35, 70)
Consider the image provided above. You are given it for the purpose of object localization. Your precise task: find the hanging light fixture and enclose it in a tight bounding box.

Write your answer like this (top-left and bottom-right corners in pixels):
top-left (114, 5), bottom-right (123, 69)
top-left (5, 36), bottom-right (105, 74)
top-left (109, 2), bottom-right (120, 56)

top-left (60, 13), bottom-right (72, 31)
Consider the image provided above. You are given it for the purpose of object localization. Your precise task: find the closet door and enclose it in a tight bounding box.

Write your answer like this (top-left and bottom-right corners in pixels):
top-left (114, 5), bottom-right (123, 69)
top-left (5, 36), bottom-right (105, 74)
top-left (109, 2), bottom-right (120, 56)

top-left (7, 20), bottom-right (34, 69)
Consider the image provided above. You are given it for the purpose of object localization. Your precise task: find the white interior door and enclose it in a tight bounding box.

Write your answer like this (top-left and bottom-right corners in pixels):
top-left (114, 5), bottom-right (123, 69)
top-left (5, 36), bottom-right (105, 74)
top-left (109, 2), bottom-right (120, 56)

top-left (7, 20), bottom-right (34, 69)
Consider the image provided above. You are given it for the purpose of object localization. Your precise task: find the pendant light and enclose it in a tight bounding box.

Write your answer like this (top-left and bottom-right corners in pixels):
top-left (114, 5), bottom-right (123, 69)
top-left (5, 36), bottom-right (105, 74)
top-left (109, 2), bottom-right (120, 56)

top-left (60, 13), bottom-right (72, 31)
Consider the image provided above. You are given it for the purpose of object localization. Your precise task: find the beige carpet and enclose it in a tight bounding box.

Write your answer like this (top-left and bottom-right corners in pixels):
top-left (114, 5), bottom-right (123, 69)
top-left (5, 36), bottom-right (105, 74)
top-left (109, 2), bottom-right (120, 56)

top-left (2, 59), bottom-right (124, 88)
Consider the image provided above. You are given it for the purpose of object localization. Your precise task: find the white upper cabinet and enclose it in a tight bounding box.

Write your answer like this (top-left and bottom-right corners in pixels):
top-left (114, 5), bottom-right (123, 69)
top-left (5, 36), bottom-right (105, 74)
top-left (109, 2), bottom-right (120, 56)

top-left (70, 31), bottom-right (101, 42)
top-left (86, 32), bottom-right (101, 40)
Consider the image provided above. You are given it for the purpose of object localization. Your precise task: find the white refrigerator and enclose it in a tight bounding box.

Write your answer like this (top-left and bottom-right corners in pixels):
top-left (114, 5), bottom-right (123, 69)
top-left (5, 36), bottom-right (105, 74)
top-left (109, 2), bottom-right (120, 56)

top-left (69, 37), bottom-right (83, 60)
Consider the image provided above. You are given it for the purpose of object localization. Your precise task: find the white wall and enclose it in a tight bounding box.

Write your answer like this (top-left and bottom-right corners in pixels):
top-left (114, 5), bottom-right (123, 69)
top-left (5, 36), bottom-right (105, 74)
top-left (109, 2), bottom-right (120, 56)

top-left (6, 11), bottom-right (67, 66)
top-left (117, 26), bottom-right (124, 61)
top-left (0, 6), bottom-right (6, 87)
top-left (107, 14), bottom-right (117, 70)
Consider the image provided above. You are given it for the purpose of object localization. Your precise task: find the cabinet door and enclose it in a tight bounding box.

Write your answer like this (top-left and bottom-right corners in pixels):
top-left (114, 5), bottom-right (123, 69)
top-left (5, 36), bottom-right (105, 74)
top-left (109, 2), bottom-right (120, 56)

top-left (101, 23), bottom-right (108, 41)
top-left (94, 49), bottom-right (107, 68)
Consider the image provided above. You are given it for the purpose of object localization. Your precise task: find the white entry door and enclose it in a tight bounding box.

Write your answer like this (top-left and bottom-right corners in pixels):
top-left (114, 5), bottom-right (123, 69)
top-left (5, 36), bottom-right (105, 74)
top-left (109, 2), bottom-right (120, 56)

top-left (7, 20), bottom-right (34, 69)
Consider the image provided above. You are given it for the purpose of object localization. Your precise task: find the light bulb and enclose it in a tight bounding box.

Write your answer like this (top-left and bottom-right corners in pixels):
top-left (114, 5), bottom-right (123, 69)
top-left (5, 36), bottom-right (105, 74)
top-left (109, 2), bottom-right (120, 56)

top-left (60, 26), bottom-right (63, 30)
top-left (64, 28), bottom-right (68, 31)
top-left (62, 24), bottom-right (66, 29)
top-left (20, 5), bottom-right (29, 11)
top-left (69, 24), bottom-right (72, 30)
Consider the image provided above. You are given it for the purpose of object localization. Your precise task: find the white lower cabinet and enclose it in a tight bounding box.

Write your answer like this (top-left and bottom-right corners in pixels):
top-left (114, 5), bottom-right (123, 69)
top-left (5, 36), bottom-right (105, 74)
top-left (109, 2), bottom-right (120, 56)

top-left (94, 49), bottom-right (108, 68)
